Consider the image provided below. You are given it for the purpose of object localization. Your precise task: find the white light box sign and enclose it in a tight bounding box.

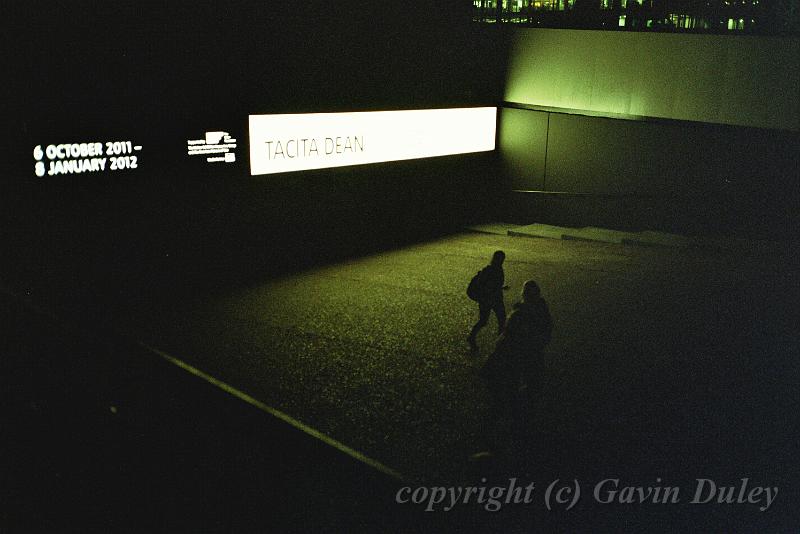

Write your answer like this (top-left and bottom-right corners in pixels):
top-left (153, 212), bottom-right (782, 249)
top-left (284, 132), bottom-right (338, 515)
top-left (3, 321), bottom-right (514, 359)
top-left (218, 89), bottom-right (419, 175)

top-left (248, 107), bottom-right (497, 176)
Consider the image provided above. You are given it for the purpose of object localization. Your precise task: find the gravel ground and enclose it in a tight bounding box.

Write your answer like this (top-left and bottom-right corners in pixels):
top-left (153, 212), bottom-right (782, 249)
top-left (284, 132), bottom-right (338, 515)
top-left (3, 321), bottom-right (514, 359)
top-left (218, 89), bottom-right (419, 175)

top-left (113, 231), bottom-right (798, 504)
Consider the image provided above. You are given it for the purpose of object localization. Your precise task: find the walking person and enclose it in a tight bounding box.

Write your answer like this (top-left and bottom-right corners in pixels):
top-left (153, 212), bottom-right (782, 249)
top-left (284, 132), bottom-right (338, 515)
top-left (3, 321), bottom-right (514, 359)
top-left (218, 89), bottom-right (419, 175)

top-left (467, 250), bottom-right (509, 351)
top-left (480, 279), bottom-right (552, 446)
top-left (503, 280), bottom-right (552, 410)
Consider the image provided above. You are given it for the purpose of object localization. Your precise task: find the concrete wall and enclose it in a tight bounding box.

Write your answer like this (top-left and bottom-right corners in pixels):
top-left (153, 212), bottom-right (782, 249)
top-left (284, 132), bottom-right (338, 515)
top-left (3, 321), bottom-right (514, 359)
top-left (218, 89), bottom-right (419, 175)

top-left (499, 28), bottom-right (800, 237)
top-left (505, 28), bottom-right (800, 131)
top-left (502, 107), bottom-right (798, 195)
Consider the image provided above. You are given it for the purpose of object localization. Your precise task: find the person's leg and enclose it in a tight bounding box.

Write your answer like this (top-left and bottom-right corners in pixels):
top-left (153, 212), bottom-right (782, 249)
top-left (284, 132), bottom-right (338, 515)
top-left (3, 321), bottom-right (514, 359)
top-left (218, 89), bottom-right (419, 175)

top-left (469, 301), bottom-right (491, 347)
top-left (493, 300), bottom-right (507, 335)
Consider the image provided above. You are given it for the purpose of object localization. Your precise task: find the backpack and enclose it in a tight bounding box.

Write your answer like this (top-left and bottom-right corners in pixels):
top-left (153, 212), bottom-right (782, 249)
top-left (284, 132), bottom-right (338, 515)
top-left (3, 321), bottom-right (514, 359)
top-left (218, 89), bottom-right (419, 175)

top-left (466, 268), bottom-right (487, 301)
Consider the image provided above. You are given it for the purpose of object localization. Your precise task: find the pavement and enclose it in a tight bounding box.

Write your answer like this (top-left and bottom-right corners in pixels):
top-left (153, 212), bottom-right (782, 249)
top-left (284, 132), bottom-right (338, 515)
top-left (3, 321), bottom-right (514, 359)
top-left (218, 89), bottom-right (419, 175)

top-left (1, 290), bottom-right (414, 533)
top-left (3, 230), bottom-right (799, 531)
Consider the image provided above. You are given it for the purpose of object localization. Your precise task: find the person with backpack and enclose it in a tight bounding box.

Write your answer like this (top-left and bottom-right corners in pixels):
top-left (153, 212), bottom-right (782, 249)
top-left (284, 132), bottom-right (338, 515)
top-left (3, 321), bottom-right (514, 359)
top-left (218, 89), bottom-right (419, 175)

top-left (467, 250), bottom-right (509, 351)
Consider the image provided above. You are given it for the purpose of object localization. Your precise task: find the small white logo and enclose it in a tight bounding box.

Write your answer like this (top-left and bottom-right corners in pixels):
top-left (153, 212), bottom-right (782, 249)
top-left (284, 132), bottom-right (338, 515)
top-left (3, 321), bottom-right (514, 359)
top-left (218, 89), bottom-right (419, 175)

top-left (187, 131), bottom-right (237, 163)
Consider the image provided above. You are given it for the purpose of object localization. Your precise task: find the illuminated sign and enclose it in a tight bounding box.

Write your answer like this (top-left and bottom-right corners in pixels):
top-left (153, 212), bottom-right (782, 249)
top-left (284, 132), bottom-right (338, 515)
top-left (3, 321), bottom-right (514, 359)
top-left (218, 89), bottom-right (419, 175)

top-left (33, 141), bottom-right (142, 177)
top-left (187, 131), bottom-right (237, 163)
top-left (248, 107), bottom-right (496, 175)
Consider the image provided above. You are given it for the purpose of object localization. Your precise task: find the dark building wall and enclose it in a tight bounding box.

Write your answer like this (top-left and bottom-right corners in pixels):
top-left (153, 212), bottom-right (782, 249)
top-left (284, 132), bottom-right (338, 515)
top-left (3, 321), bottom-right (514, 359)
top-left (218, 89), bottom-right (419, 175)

top-left (1, 2), bottom-right (504, 290)
top-left (500, 107), bottom-right (799, 237)
top-left (499, 28), bottom-right (800, 238)
top-left (6, 2), bottom-right (497, 131)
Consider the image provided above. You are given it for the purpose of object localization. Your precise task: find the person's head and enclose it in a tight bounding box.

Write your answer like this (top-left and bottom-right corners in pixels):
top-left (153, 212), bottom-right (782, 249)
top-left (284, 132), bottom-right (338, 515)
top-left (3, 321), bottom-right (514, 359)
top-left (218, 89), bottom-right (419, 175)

top-left (521, 280), bottom-right (541, 302)
top-left (490, 250), bottom-right (505, 266)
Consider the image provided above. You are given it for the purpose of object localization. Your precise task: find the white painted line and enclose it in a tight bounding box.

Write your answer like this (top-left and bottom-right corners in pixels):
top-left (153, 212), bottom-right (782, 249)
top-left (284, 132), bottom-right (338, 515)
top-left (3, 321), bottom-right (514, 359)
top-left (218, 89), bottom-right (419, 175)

top-left (138, 341), bottom-right (407, 483)
top-left (0, 283), bottom-right (405, 483)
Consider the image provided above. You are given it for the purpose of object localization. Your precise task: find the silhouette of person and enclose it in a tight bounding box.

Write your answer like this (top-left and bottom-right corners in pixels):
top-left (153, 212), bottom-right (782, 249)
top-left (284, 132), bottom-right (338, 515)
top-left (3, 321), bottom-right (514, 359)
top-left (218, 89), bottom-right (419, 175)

top-left (480, 280), bottom-right (552, 437)
top-left (468, 250), bottom-right (509, 350)
top-left (504, 280), bottom-right (552, 405)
